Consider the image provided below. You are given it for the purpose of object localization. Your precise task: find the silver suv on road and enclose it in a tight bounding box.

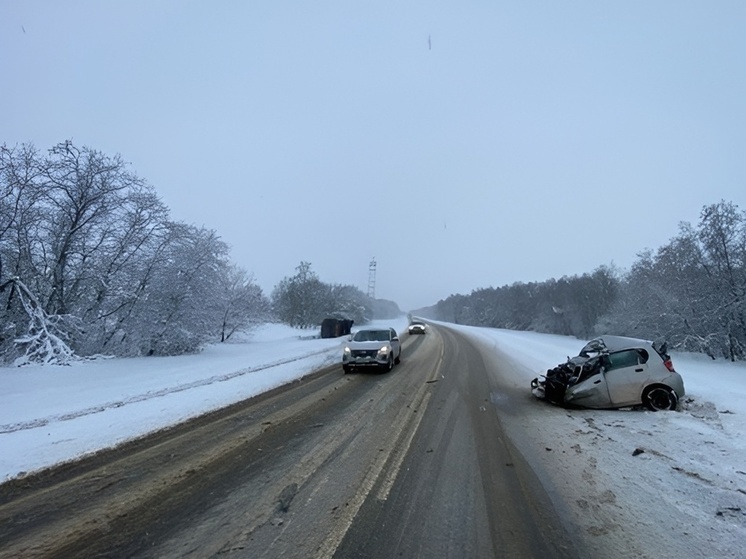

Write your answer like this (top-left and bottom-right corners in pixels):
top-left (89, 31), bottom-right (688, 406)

top-left (342, 327), bottom-right (401, 373)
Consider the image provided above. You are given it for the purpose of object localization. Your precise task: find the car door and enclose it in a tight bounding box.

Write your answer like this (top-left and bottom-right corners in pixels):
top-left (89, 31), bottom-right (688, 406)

top-left (389, 328), bottom-right (401, 359)
top-left (565, 367), bottom-right (612, 408)
top-left (603, 349), bottom-right (650, 406)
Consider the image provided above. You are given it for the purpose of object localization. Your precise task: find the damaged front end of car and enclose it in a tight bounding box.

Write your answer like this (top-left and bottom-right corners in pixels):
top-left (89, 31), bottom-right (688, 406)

top-left (531, 354), bottom-right (604, 406)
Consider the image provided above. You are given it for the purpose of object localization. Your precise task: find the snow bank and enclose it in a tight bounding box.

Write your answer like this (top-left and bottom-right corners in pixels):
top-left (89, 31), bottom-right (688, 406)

top-left (0, 318), bottom-right (409, 481)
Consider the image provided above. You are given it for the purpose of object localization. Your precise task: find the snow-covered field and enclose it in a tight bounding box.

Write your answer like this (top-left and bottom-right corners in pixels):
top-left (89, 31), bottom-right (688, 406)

top-left (2, 319), bottom-right (745, 557)
top-left (0, 318), bottom-right (408, 481)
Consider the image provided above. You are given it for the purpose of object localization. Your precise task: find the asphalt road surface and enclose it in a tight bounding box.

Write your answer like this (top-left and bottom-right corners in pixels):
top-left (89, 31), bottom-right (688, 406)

top-left (0, 325), bottom-right (582, 558)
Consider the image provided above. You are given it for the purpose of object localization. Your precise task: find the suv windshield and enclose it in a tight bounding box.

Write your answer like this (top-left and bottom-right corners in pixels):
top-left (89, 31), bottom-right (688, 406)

top-left (353, 330), bottom-right (390, 342)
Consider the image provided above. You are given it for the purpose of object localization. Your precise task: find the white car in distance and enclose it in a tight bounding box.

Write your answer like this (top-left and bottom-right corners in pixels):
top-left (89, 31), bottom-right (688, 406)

top-left (408, 321), bottom-right (427, 335)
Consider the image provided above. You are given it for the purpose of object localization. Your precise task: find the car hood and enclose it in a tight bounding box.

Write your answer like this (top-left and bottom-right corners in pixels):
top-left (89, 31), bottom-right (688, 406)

top-left (347, 340), bottom-right (389, 350)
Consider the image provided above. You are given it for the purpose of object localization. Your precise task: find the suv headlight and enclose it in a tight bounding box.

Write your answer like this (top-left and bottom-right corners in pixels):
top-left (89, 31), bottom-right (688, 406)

top-left (377, 345), bottom-right (390, 358)
top-left (343, 346), bottom-right (351, 356)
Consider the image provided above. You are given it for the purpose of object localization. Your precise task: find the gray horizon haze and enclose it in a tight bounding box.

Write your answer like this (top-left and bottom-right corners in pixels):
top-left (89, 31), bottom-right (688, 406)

top-left (3, 2), bottom-right (745, 311)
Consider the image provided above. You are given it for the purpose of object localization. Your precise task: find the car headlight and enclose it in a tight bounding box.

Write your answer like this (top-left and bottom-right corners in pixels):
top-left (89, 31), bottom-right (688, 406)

top-left (343, 346), bottom-right (351, 356)
top-left (377, 345), bottom-right (390, 357)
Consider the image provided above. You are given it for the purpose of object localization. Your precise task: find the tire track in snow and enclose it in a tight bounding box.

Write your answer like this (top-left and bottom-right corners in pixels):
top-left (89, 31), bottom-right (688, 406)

top-left (0, 347), bottom-right (337, 434)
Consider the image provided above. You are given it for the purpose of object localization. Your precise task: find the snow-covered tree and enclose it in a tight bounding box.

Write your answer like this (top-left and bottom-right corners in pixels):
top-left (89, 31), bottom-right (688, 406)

top-left (1, 141), bottom-right (267, 363)
top-left (697, 201), bottom-right (746, 360)
top-left (125, 223), bottom-right (230, 355)
top-left (602, 202), bottom-right (746, 360)
top-left (272, 262), bottom-right (327, 328)
top-left (271, 263), bottom-right (377, 328)
top-left (215, 264), bottom-right (269, 342)
top-left (0, 278), bottom-right (79, 366)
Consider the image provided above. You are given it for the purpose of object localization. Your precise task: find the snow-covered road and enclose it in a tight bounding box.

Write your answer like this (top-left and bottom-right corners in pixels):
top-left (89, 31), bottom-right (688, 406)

top-left (1, 319), bottom-right (745, 557)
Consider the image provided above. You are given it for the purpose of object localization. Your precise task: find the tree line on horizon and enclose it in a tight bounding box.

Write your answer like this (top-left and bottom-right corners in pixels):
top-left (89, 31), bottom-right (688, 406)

top-left (3, 141), bottom-right (743, 364)
top-left (429, 200), bottom-right (746, 361)
top-left (0, 141), bottom-right (397, 366)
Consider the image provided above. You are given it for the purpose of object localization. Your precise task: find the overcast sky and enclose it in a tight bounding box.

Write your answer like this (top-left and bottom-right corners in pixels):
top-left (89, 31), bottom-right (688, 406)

top-left (2, 2), bottom-right (745, 311)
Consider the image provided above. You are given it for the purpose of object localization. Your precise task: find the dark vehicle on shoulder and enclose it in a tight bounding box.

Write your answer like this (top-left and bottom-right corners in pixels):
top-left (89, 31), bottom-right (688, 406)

top-left (320, 317), bottom-right (354, 338)
top-left (531, 335), bottom-right (685, 411)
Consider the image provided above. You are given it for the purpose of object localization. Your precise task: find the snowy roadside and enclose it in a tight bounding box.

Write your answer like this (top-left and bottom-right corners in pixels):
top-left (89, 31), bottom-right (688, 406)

top-left (447, 323), bottom-right (746, 559)
top-left (0, 318), bottom-right (409, 482)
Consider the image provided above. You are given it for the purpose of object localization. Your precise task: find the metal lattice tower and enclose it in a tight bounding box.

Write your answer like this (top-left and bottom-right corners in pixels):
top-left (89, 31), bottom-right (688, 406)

top-left (367, 258), bottom-right (377, 299)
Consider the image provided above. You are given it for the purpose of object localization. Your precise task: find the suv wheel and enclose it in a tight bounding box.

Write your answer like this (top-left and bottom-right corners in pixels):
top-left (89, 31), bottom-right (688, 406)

top-left (382, 355), bottom-right (394, 372)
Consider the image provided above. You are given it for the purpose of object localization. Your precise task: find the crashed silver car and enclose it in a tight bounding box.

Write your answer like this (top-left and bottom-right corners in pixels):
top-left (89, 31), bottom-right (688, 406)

top-left (531, 335), bottom-right (685, 411)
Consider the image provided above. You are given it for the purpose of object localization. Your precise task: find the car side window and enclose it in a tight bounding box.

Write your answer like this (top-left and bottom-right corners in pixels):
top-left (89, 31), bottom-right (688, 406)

top-left (637, 349), bottom-right (649, 363)
top-left (606, 350), bottom-right (642, 371)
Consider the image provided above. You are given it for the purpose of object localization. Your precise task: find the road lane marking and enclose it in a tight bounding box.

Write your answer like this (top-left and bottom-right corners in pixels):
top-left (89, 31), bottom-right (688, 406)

top-left (313, 329), bottom-right (446, 559)
top-left (376, 391), bottom-right (432, 502)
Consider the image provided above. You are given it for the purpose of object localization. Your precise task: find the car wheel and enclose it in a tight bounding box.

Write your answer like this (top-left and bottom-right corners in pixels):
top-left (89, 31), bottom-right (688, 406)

top-left (642, 385), bottom-right (678, 411)
top-left (382, 355), bottom-right (394, 372)
top-left (343, 364), bottom-right (352, 374)
top-left (395, 350), bottom-right (401, 365)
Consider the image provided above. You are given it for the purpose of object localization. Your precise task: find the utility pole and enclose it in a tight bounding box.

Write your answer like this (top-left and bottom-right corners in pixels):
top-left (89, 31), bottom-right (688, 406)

top-left (367, 258), bottom-right (377, 299)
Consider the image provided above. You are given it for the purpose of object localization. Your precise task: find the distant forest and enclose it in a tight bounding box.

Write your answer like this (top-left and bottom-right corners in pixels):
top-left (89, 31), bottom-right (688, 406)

top-left (427, 200), bottom-right (746, 361)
